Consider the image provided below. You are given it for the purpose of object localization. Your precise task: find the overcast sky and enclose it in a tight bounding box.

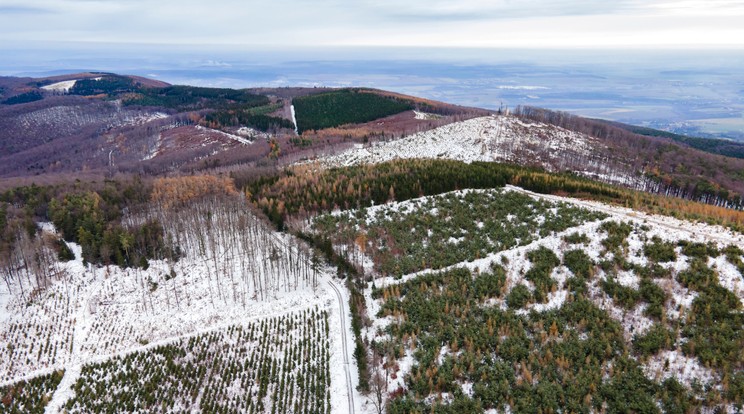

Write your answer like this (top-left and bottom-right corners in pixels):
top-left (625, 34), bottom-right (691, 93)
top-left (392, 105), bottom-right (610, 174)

top-left (1, 0), bottom-right (743, 49)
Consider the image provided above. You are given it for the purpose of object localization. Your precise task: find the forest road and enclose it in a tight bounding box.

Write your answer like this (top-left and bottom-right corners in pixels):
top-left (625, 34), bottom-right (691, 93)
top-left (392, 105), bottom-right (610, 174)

top-left (328, 279), bottom-right (355, 414)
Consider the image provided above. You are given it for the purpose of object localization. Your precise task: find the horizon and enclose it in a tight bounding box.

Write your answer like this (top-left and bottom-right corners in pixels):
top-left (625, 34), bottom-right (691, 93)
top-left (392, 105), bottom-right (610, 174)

top-left (3, 45), bottom-right (743, 140)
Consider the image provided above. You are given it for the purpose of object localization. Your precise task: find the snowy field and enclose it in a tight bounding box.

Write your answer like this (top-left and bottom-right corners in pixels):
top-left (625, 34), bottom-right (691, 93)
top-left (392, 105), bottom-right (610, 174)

top-left (60, 309), bottom-right (331, 413)
top-left (40, 80), bottom-right (77, 92)
top-left (0, 204), bottom-right (355, 413)
top-left (308, 114), bottom-right (641, 188)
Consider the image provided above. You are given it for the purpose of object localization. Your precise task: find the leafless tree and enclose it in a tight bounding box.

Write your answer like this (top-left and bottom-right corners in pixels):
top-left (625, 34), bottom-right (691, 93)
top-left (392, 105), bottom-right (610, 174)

top-left (369, 345), bottom-right (390, 414)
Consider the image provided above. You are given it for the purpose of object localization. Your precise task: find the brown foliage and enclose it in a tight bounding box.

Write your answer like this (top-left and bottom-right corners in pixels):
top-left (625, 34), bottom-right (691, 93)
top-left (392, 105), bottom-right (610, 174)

top-left (151, 175), bottom-right (237, 209)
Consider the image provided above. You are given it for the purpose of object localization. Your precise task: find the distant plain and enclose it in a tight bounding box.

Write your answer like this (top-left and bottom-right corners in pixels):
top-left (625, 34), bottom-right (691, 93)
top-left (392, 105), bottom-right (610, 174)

top-left (3, 45), bottom-right (743, 140)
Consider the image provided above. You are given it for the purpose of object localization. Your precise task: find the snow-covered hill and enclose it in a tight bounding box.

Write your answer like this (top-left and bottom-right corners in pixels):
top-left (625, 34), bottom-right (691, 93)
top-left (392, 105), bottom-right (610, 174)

top-left (311, 114), bottom-right (642, 188)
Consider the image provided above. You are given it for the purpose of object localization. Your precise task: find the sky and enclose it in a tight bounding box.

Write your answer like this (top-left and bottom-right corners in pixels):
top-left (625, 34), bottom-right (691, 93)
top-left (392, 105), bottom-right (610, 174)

top-left (1, 0), bottom-right (744, 49)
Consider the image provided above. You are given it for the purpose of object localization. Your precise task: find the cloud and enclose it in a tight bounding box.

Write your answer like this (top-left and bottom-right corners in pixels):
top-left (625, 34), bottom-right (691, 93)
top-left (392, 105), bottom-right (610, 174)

top-left (0, 5), bottom-right (53, 14)
top-left (362, 0), bottom-right (648, 21)
top-left (1, 0), bottom-right (743, 48)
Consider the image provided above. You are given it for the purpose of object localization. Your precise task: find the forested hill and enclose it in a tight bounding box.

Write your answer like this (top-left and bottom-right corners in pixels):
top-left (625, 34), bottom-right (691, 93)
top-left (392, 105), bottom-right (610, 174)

top-left (2, 73), bottom-right (744, 210)
top-left (0, 73), bottom-right (484, 184)
top-left (600, 120), bottom-right (744, 159)
top-left (510, 106), bottom-right (744, 206)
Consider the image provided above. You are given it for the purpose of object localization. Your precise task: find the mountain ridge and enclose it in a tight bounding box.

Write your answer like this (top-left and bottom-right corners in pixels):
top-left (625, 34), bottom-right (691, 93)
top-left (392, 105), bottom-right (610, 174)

top-left (1, 72), bottom-right (743, 208)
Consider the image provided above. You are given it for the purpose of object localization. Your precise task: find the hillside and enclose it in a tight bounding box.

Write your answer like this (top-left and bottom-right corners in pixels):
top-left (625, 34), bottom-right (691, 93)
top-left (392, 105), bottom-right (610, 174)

top-left (247, 158), bottom-right (744, 412)
top-left (512, 106), bottom-right (744, 205)
top-left (2, 73), bottom-right (744, 413)
top-left (593, 118), bottom-right (744, 159)
top-left (0, 178), bottom-right (354, 413)
top-left (3, 162), bottom-right (743, 412)
top-left (2, 73), bottom-right (743, 209)
top-left (0, 74), bottom-right (481, 183)
top-left (345, 188), bottom-right (744, 413)
top-left (310, 113), bottom-right (744, 207)
top-left (311, 115), bottom-right (626, 182)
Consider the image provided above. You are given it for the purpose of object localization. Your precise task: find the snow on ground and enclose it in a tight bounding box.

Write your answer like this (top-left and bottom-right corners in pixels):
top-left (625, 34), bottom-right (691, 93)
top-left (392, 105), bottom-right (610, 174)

top-left (644, 349), bottom-right (715, 385)
top-left (413, 110), bottom-right (441, 120)
top-left (528, 289), bottom-right (569, 313)
top-left (615, 269), bottom-right (640, 289)
top-left (196, 125), bottom-right (254, 145)
top-left (236, 126), bottom-right (270, 141)
top-left (588, 279), bottom-right (655, 339)
top-left (354, 186), bottom-right (744, 305)
top-left (290, 104), bottom-right (299, 135)
top-left (144, 124), bottom-right (259, 161)
top-left (712, 256), bottom-right (744, 306)
top-left (120, 111), bottom-right (168, 127)
top-left (3, 181), bottom-right (740, 411)
top-left (0, 216), bottom-right (355, 413)
top-left (326, 277), bottom-right (359, 414)
top-left (307, 115), bottom-right (642, 187)
top-left (0, 284), bottom-right (11, 326)
top-left (309, 115), bottom-right (598, 168)
top-left (45, 364), bottom-right (81, 414)
top-left (356, 185), bottom-right (742, 399)
top-left (41, 80), bottom-right (77, 92)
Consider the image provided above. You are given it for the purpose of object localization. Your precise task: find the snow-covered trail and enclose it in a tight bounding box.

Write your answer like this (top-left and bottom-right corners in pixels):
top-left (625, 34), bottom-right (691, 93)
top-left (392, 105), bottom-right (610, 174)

top-left (269, 230), bottom-right (357, 413)
top-left (328, 280), bottom-right (355, 414)
top-left (43, 315), bottom-right (85, 413)
top-left (44, 364), bottom-right (80, 414)
top-left (290, 104), bottom-right (299, 135)
top-left (506, 185), bottom-right (744, 246)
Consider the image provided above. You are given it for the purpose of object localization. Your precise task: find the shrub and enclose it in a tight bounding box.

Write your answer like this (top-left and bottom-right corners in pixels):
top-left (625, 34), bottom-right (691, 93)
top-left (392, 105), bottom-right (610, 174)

top-left (636, 263), bottom-right (671, 279)
top-left (676, 259), bottom-right (717, 291)
top-left (563, 232), bottom-right (590, 245)
top-left (563, 249), bottom-right (594, 279)
top-left (525, 246), bottom-right (560, 302)
top-left (473, 264), bottom-right (506, 300)
top-left (678, 240), bottom-right (719, 259)
top-left (599, 221), bottom-right (633, 254)
top-left (643, 237), bottom-right (677, 263)
top-left (57, 239), bottom-right (75, 262)
top-left (633, 324), bottom-right (675, 357)
top-left (507, 284), bottom-right (532, 309)
top-left (639, 279), bottom-right (667, 319)
top-left (601, 276), bottom-right (640, 309)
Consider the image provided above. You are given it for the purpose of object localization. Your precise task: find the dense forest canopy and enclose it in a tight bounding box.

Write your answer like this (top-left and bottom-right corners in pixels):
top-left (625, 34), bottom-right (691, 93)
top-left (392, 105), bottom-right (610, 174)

top-left (1, 90), bottom-right (44, 105)
top-left (292, 89), bottom-right (414, 133)
top-left (245, 159), bottom-right (744, 233)
top-left (0, 177), bottom-right (166, 270)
